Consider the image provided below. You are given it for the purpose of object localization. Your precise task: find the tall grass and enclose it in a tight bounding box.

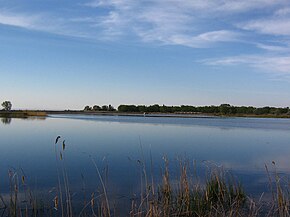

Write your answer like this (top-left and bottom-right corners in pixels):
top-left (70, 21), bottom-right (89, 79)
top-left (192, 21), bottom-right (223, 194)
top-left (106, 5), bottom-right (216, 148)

top-left (130, 158), bottom-right (247, 217)
top-left (1, 138), bottom-right (290, 216)
top-left (2, 167), bottom-right (51, 217)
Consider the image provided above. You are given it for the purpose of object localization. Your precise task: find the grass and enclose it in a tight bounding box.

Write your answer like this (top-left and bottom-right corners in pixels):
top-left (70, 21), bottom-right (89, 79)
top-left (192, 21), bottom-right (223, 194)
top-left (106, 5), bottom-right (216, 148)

top-left (130, 159), bottom-right (247, 217)
top-left (0, 111), bottom-right (47, 118)
top-left (1, 139), bottom-right (290, 216)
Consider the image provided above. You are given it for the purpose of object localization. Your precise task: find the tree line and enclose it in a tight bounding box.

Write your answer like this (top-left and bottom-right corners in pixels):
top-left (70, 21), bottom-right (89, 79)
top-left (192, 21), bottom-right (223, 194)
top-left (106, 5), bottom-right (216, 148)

top-left (117, 104), bottom-right (290, 115)
top-left (84, 104), bottom-right (116, 112)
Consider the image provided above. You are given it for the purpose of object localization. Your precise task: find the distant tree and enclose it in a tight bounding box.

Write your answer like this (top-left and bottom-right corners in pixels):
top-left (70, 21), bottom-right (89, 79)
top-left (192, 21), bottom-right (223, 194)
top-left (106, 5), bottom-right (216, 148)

top-left (160, 105), bottom-right (173, 113)
top-left (254, 107), bottom-right (271, 115)
top-left (274, 107), bottom-right (288, 115)
top-left (180, 105), bottom-right (193, 112)
top-left (237, 106), bottom-right (248, 114)
top-left (108, 104), bottom-right (116, 111)
top-left (172, 106), bottom-right (181, 113)
top-left (101, 105), bottom-right (109, 111)
top-left (1, 101), bottom-right (12, 111)
top-left (84, 105), bottom-right (92, 111)
top-left (219, 104), bottom-right (231, 114)
top-left (147, 104), bottom-right (160, 112)
top-left (118, 105), bottom-right (127, 112)
top-left (118, 105), bottom-right (136, 112)
top-left (93, 105), bottom-right (101, 111)
top-left (137, 105), bottom-right (147, 113)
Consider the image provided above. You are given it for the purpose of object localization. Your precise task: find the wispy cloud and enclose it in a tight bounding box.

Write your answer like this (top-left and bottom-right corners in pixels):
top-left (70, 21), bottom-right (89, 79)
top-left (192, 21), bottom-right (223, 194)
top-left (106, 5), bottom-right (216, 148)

top-left (238, 5), bottom-right (290, 36)
top-left (0, 11), bottom-right (39, 29)
top-left (81, 0), bottom-right (251, 46)
top-left (85, 0), bottom-right (288, 13)
top-left (163, 30), bottom-right (240, 48)
top-left (239, 18), bottom-right (290, 36)
top-left (1, 0), bottom-right (290, 51)
top-left (79, 0), bottom-right (290, 47)
top-left (256, 43), bottom-right (290, 52)
top-left (83, 0), bottom-right (136, 9)
top-left (215, 0), bottom-right (287, 13)
top-left (204, 55), bottom-right (290, 76)
top-left (0, 10), bottom-right (90, 38)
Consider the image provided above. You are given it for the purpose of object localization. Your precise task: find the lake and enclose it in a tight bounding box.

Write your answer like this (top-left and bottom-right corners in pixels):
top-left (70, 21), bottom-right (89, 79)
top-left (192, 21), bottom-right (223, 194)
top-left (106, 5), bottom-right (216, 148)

top-left (1, 114), bottom-right (290, 215)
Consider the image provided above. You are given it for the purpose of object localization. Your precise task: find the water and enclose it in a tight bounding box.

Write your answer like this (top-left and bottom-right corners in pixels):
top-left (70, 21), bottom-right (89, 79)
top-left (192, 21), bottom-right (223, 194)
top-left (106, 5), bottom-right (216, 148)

top-left (1, 115), bottom-right (290, 213)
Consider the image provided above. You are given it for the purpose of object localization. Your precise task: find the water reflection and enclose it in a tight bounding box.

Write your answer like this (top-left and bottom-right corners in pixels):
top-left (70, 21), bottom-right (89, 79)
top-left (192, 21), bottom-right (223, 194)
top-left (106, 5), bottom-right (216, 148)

top-left (1, 117), bottom-right (11, 125)
top-left (1, 115), bottom-right (290, 214)
top-left (0, 116), bottom-right (46, 125)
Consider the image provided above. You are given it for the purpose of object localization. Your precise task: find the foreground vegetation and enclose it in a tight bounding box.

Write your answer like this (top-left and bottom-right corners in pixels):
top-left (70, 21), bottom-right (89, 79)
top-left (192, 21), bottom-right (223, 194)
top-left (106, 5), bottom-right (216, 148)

top-left (1, 138), bottom-right (290, 217)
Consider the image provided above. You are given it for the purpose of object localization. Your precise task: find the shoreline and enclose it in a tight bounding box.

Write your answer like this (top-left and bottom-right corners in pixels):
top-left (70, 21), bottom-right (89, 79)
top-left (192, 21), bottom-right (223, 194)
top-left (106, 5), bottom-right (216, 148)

top-left (1, 110), bottom-right (290, 119)
top-left (47, 110), bottom-right (290, 119)
top-left (0, 110), bottom-right (47, 118)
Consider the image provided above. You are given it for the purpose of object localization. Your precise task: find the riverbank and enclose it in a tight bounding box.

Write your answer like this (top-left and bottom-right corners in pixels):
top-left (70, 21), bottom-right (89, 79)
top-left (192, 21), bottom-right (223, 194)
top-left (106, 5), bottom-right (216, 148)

top-left (1, 110), bottom-right (289, 119)
top-left (47, 110), bottom-right (290, 119)
top-left (0, 110), bottom-right (47, 118)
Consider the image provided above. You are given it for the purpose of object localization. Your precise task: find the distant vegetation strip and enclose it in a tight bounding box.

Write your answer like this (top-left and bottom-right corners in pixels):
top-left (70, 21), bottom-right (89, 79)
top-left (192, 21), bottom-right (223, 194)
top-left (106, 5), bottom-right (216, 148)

top-left (82, 104), bottom-right (290, 117)
top-left (117, 104), bottom-right (290, 115)
top-left (1, 101), bottom-right (290, 118)
top-left (0, 111), bottom-right (47, 118)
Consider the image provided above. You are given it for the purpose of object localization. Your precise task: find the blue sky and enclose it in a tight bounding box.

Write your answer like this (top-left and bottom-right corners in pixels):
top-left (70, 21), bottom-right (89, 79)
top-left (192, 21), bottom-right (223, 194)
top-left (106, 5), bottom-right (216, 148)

top-left (1, 0), bottom-right (290, 110)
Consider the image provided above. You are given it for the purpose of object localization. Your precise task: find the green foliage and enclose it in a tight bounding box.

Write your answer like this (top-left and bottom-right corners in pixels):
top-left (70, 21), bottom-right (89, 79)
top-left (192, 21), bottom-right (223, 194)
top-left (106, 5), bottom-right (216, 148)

top-left (118, 104), bottom-right (138, 112)
top-left (116, 103), bottom-right (290, 116)
top-left (1, 101), bottom-right (12, 111)
top-left (84, 104), bottom-right (116, 112)
top-left (92, 105), bottom-right (101, 111)
top-left (84, 103), bottom-right (289, 116)
top-left (84, 105), bottom-right (92, 111)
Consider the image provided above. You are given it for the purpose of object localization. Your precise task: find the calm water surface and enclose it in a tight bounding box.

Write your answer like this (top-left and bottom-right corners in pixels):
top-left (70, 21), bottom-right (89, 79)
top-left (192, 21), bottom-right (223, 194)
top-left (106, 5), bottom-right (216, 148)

top-left (1, 115), bottom-right (290, 212)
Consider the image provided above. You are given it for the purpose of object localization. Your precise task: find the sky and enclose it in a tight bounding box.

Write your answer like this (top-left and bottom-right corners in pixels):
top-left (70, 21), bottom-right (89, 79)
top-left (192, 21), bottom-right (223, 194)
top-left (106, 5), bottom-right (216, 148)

top-left (0, 0), bottom-right (290, 110)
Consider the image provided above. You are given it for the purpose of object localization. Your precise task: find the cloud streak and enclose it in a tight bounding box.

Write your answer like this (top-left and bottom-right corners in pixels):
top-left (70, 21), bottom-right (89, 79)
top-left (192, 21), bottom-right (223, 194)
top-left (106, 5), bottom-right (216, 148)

top-left (239, 18), bottom-right (290, 36)
top-left (163, 30), bottom-right (240, 48)
top-left (0, 10), bottom-right (91, 39)
top-left (204, 55), bottom-right (290, 77)
top-left (0, 12), bottom-right (39, 29)
top-left (1, 0), bottom-right (290, 46)
top-left (81, 0), bottom-right (290, 46)
top-left (1, 0), bottom-right (290, 79)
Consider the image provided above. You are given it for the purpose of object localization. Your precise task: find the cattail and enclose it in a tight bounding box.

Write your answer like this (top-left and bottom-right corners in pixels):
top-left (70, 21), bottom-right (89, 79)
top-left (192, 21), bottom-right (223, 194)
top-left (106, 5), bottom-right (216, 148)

top-left (91, 192), bottom-right (95, 207)
top-left (62, 140), bottom-right (66, 151)
top-left (54, 196), bottom-right (59, 210)
top-left (55, 136), bottom-right (61, 144)
top-left (21, 175), bottom-right (25, 184)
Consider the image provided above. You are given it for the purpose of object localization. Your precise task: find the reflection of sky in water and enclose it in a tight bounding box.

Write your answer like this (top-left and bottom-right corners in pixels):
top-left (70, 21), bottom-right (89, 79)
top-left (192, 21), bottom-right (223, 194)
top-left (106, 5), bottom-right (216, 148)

top-left (0, 115), bottom-right (290, 208)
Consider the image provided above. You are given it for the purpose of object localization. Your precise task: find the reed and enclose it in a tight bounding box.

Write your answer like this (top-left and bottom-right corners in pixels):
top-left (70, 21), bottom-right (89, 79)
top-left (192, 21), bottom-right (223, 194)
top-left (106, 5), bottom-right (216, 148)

top-left (130, 158), bottom-right (247, 217)
top-left (2, 138), bottom-right (290, 216)
top-left (0, 111), bottom-right (47, 118)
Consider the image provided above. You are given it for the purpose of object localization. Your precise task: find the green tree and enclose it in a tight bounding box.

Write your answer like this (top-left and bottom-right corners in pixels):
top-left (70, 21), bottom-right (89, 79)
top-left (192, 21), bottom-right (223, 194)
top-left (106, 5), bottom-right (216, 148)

top-left (219, 104), bottom-right (231, 114)
top-left (101, 105), bottom-right (109, 111)
top-left (108, 104), bottom-right (116, 111)
top-left (84, 105), bottom-right (92, 111)
top-left (93, 105), bottom-right (101, 111)
top-left (147, 104), bottom-right (160, 112)
top-left (1, 101), bottom-right (12, 111)
top-left (137, 105), bottom-right (147, 113)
